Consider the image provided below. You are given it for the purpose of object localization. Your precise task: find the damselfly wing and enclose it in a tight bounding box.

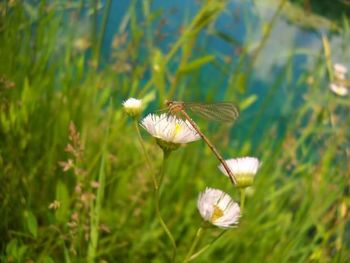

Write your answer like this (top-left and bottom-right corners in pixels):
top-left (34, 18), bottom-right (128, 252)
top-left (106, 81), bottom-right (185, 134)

top-left (166, 101), bottom-right (240, 122)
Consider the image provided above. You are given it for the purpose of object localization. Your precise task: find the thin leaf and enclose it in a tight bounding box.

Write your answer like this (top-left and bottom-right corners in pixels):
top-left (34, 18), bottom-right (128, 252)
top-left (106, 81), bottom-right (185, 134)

top-left (179, 55), bottom-right (215, 74)
top-left (55, 180), bottom-right (70, 222)
top-left (240, 95), bottom-right (257, 111)
top-left (25, 211), bottom-right (38, 238)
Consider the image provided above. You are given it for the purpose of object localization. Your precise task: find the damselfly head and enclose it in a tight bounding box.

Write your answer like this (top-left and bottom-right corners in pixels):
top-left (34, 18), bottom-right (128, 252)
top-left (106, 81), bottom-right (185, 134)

top-left (165, 100), bottom-right (184, 114)
top-left (164, 100), bottom-right (172, 107)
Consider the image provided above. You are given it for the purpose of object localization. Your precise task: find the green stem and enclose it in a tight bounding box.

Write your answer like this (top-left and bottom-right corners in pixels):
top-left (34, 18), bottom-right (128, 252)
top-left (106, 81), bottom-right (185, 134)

top-left (142, 0), bottom-right (153, 51)
top-left (321, 34), bottom-right (334, 82)
top-left (91, 0), bottom-right (98, 62)
top-left (94, 0), bottom-right (112, 68)
top-left (156, 150), bottom-right (177, 262)
top-left (240, 188), bottom-right (246, 213)
top-left (134, 120), bottom-right (157, 188)
top-left (249, 0), bottom-right (287, 70)
top-left (188, 229), bottom-right (226, 261)
top-left (158, 150), bottom-right (170, 187)
top-left (87, 154), bottom-right (105, 263)
top-left (87, 109), bottom-right (110, 262)
top-left (184, 227), bottom-right (203, 263)
top-left (133, 121), bottom-right (176, 260)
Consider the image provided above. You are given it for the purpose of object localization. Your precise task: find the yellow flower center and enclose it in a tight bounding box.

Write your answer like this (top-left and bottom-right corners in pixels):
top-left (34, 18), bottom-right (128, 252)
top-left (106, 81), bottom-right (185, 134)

top-left (210, 204), bottom-right (224, 222)
top-left (174, 123), bottom-right (182, 136)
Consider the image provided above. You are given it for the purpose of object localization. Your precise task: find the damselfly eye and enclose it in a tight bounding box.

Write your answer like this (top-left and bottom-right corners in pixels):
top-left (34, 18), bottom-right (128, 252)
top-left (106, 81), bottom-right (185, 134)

top-left (165, 100), bottom-right (172, 107)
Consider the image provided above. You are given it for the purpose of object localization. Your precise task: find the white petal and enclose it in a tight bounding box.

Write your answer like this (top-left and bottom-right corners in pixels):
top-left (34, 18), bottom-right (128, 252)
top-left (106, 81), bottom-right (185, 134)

top-left (214, 202), bottom-right (240, 228)
top-left (333, 63), bottom-right (348, 75)
top-left (334, 71), bottom-right (346, 80)
top-left (197, 187), bottom-right (240, 228)
top-left (329, 83), bottom-right (348, 97)
top-left (122, 98), bottom-right (142, 109)
top-left (140, 114), bottom-right (201, 144)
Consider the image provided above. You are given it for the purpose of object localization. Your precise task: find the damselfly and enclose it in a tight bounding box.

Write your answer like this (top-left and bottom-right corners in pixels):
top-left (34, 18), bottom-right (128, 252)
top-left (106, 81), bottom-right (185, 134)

top-left (165, 100), bottom-right (239, 185)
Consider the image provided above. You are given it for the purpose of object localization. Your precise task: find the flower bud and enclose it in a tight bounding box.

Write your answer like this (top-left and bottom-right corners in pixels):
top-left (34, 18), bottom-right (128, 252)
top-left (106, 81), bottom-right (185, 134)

top-left (219, 157), bottom-right (260, 188)
top-left (122, 98), bottom-right (143, 118)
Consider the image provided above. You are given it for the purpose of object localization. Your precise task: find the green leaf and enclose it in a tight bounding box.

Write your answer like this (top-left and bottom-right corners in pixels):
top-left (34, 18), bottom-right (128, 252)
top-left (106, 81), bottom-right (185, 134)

top-left (17, 245), bottom-right (28, 261)
top-left (179, 55), bottom-right (215, 74)
top-left (141, 90), bottom-right (156, 109)
top-left (23, 2), bottom-right (38, 21)
top-left (55, 180), bottom-right (70, 222)
top-left (25, 211), bottom-right (38, 238)
top-left (6, 239), bottom-right (28, 262)
top-left (236, 73), bottom-right (247, 93)
top-left (6, 239), bottom-right (18, 256)
top-left (21, 77), bottom-right (31, 123)
top-left (152, 49), bottom-right (166, 100)
top-left (321, 34), bottom-right (333, 81)
top-left (240, 95), bottom-right (258, 111)
top-left (210, 30), bottom-right (241, 46)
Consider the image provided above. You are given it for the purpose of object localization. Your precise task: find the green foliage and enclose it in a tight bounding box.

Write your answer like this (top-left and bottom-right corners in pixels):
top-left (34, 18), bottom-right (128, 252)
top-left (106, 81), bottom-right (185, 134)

top-left (55, 180), bottom-right (70, 223)
top-left (0, 0), bottom-right (349, 262)
top-left (24, 211), bottom-right (38, 238)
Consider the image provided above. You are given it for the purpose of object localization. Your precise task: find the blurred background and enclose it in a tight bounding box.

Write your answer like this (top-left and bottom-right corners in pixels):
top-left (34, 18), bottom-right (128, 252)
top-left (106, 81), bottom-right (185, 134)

top-left (0, 0), bottom-right (349, 262)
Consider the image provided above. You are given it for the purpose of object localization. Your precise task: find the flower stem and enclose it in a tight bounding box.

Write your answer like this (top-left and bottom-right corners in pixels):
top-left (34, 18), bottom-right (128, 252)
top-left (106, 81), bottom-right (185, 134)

top-left (134, 120), bottom-right (157, 189)
top-left (158, 149), bottom-right (170, 187)
top-left (240, 188), bottom-right (246, 213)
top-left (156, 150), bottom-right (177, 262)
top-left (133, 121), bottom-right (176, 261)
top-left (188, 229), bottom-right (227, 261)
top-left (87, 105), bottom-right (111, 263)
top-left (184, 227), bottom-right (203, 263)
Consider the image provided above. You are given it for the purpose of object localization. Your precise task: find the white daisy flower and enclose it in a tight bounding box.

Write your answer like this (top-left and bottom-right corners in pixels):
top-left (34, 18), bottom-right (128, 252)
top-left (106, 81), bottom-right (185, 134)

top-left (218, 157), bottom-right (260, 188)
top-left (140, 113), bottom-right (200, 151)
top-left (329, 83), bottom-right (348, 97)
top-left (122, 98), bottom-right (143, 117)
top-left (333, 63), bottom-right (348, 80)
top-left (197, 188), bottom-right (240, 229)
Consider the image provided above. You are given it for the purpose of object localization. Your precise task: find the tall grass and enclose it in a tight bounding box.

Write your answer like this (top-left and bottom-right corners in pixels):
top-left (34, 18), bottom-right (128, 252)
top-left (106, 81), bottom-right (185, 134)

top-left (0, 0), bottom-right (349, 262)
